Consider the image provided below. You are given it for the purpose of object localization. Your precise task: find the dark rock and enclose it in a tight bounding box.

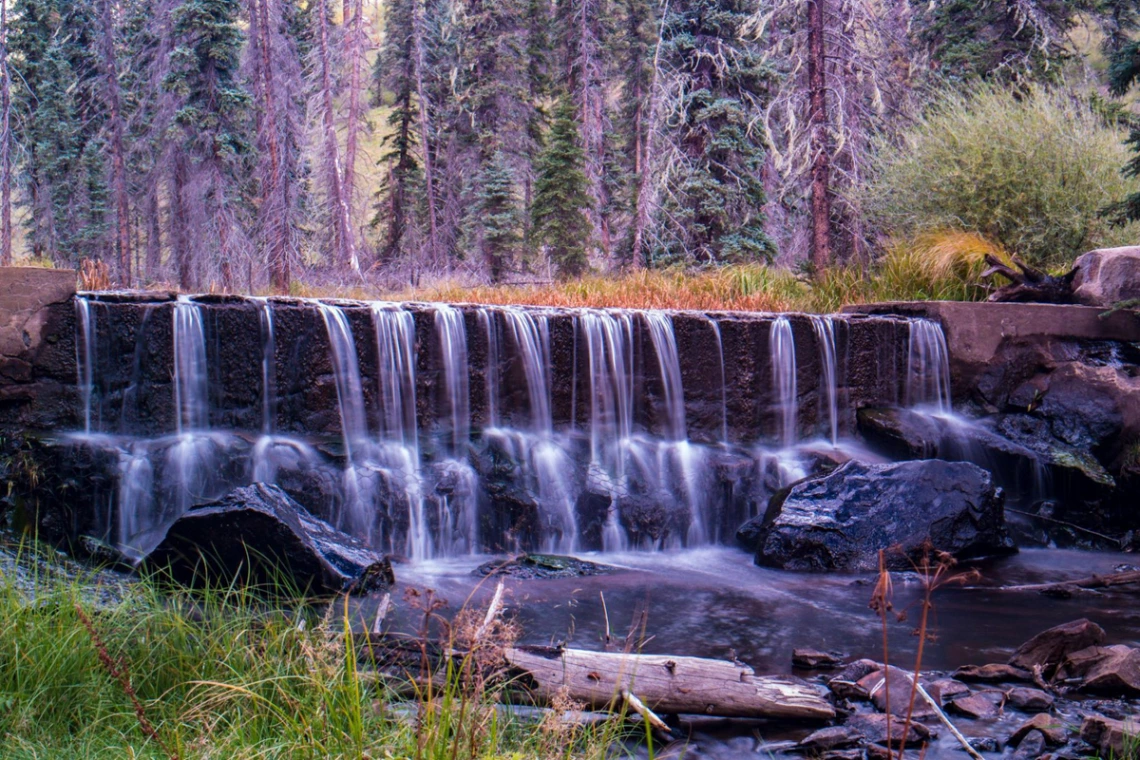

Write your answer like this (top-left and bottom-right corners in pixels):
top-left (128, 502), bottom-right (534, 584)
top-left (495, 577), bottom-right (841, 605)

top-left (969, 737), bottom-right (1000, 753)
top-left (954, 663), bottom-right (1034, 683)
top-left (1006, 687), bottom-right (1055, 712)
top-left (1010, 619), bottom-right (1107, 677)
top-left (798, 725), bottom-right (864, 751)
top-left (144, 483), bottom-right (393, 596)
top-left (828, 659), bottom-right (882, 700)
top-left (926, 678), bottom-right (971, 706)
top-left (475, 553), bottom-right (613, 580)
top-left (1010, 713), bottom-right (1069, 746)
top-left (752, 460), bottom-right (1013, 572)
top-left (1080, 714), bottom-right (1140, 758)
top-left (855, 667), bottom-right (935, 718)
top-left (820, 750), bottom-right (865, 760)
top-left (948, 690), bottom-right (1004, 720)
top-left (793, 648), bottom-right (845, 669)
top-left (1012, 729), bottom-right (1048, 760)
top-left (846, 713), bottom-right (932, 747)
top-left (1055, 645), bottom-right (1140, 696)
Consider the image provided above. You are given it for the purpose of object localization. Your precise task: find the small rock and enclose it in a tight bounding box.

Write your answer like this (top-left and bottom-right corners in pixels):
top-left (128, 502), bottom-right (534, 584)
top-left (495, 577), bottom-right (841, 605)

top-left (855, 668), bottom-right (935, 718)
top-left (1080, 714), bottom-right (1140, 758)
top-left (1006, 687), bottom-right (1055, 712)
top-left (948, 690), bottom-right (1005, 720)
top-left (829, 659), bottom-right (882, 700)
top-left (1010, 713), bottom-right (1069, 746)
top-left (926, 678), bottom-right (971, 706)
top-left (798, 725), bottom-right (863, 751)
top-left (793, 647), bottom-right (846, 669)
top-left (1055, 644), bottom-right (1140, 696)
top-left (820, 751), bottom-right (864, 760)
top-left (969, 737), bottom-right (1000, 753)
top-left (955, 663), bottom-right (1034, 683)
top-left (474, 553), bottom-right (613, 579)
top-left (846, 713), bottom-right (932, 747)
top-left (1010, 619), bottom-right (1106, 677)
top-left (1012, 729), bottom-right (1047, 760)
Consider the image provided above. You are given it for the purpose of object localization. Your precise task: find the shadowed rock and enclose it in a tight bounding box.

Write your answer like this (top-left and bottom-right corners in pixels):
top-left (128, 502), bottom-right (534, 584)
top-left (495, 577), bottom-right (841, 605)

top-left (145, 483), bottom-right (393, 596)
top-left (1009, 618), bottom-right (1106, 677)
top-left (747, 460), bottom-right (1014, 572)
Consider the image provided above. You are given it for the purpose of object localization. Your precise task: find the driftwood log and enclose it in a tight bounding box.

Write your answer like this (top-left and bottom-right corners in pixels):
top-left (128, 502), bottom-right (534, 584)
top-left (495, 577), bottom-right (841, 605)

top-left (990, 569), bottom-right (1140, 594)
top-left (982, 254), bottom-right (1077, 303)
top-left (502, 645), bottom-right (835, 720)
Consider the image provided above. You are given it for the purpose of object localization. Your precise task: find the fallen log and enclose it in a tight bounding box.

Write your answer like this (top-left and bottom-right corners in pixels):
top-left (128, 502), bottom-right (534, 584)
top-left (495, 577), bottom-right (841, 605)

top-left (502, 645), bottom-right (835, 721)
top-left (983, 254), bottom-right (1077, 304)
top-left (984, 569), bottom-right (1140, 594)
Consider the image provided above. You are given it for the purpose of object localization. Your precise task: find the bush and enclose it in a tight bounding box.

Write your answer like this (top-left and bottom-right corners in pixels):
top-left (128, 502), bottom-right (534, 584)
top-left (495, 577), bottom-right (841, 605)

top-left (865, 84), bottom-right (1140, 269)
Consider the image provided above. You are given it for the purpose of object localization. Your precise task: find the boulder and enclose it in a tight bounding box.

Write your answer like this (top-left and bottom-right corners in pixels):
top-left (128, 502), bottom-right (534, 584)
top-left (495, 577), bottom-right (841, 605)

top-left (752, 460), bottom-right (1014, 572)
top-left (948, 690), bottom-right (1005, 720)
top-left (475, 553), bottom-right (613, 580)
top-left (1080, 714), bottom-right (1140, 758)
top-left (846, 713), bottom-right (932, 747)
top-left (144, 483), bottom-right (393, 596)
top-left (1005, 687), bottom-right (1055, 712)
top-left (1009, 618), bottom-right (1106, 677)
top-left (1072, 246), bottom-right (1140, 307)
top-left (1010, 713), bottom-right (1069, 746)
top-left (1055, 645), bottom-right (1140, 696)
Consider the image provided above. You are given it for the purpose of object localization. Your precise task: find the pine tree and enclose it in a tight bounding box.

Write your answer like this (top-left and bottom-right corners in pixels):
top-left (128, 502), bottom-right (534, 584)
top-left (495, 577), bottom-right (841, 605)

top-left (532, 98), bottom-right (591, 278)
top-left (164, 0), bottom-right (253, 290)
top-left (1106, 39), bottom-right (1140, 223)
top-left (477, 149), bottom-right (522, 280)
top-left (653, 0), bottom-right (773, 265)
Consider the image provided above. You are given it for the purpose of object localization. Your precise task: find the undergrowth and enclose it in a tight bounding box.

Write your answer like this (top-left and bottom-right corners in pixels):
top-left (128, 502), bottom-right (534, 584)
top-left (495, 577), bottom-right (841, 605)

top-left (0, 541), bottom-right (626, 759)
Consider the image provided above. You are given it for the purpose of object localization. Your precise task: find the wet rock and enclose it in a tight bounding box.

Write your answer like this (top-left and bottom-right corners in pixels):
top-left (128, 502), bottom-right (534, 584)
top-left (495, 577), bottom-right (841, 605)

top-left (955, 663), bottom-right (1034, 683)
top-left (969, 737), bottom-right (1001, 753)
top-left (1080, 714), bottom-right (1140, 758)
top-left (948, 690), bottom-right (1004, 720)
top-left (1010, 619), bottom-right (1107, 677)
top-left (793, 648), bottom-right (846, 669)
top-left (828, 659), bottom-right (882, 700)
top-left (926, 678), bottom-right (971, 706)
top-left (819, 750), bottom-right (864, 760)
top-left (475, 553), bottom-right (613, 579)
top-left (1072, 245), bottom-right (1140, 307)
top-left (144, 483), bottom-right (394, 596)
top-left (855, 667), bottom-right (935, 718)
top-left (846, 713), bottom-right (932, 747)
top-left (753, 460), bottom-right (1013, 572)
top-left (1012, 729), bottom-right (1048, 759)
top-left (1055, 645), bottom-right (1140, 696)
top-left (1010, 713), bottom-right (1069, 746)
top-left (1006, 687), bottom-right (1056, 712)
top-left (798, 725), bottom-right (864, 751)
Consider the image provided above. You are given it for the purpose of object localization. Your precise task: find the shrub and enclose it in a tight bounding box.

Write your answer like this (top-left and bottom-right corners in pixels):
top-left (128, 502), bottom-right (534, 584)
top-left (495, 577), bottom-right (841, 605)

top-left (865, 84), bottom-right (1140, 269)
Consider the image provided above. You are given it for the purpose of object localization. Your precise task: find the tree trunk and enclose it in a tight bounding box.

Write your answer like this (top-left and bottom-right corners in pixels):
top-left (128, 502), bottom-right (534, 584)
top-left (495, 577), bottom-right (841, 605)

top-left (99, 0), bottom-right (132, 286)
top-left (145, 180), bottom-right (162, 282)
top-left (173, 156), bottom-right (193, 290)
top-left (255, 0), bottom-right (290, 292)
top-left (807, 0), bottom-right (831, 273)
top-left (411, 0), bottom-right (439, 268)
top-left (342, 0), bottom-right (365, 257)
top-left (630, 1), bottom-right (668, 270)
top-left (318, 0), bottom-right (359, 273)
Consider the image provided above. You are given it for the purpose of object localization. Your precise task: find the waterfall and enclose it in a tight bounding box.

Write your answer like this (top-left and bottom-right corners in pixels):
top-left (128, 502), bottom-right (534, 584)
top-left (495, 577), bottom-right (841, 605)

top-left (643, 311), bottom-right (686, 440)
top-left (317, 302), bottom-right (374, 540)
top-left (434, 305), bottom-right (470, 453)
top-left (75, 296), bottom-right (96, 434)
top-left (770, 317), bottom-right (797, 448)
top-left (257, 299), bottom-right (276, 435)
top-left (707, 317), bottom-right (728, 444)
top-left (906, 319), bottom-right (952, 413)
top-left (477, 308), bottom-right (501, 429)
top-left (811, 316), bottom-right (839, 445)
top-left (173, 297), bottom-right (209, 433)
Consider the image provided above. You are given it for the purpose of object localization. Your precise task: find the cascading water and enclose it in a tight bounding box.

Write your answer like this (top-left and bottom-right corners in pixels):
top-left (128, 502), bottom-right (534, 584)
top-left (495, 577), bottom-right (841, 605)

top-left (706, 316), bottom-right (729, 444)
top-left (906, 318), bottom-right (953, 413)
top-left (477, 308), bottom-right (501, 429)
top-left (811, 316), bottom-right (839, 445)
top-left (75, 296), bottom-right (97, 434)
top-left (430, 305), bottom-right (476, 558)
top-left (770, 317), bottom-right (797, 448)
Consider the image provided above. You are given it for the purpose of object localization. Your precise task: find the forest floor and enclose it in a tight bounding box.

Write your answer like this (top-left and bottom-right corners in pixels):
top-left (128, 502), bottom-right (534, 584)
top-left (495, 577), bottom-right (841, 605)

top-left (0, 538), bottom-right (626, 760)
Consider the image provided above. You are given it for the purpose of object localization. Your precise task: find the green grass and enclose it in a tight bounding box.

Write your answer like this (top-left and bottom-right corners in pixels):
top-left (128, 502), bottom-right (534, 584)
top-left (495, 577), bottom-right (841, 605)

top-left (0, 540), bottom-right (628, 759)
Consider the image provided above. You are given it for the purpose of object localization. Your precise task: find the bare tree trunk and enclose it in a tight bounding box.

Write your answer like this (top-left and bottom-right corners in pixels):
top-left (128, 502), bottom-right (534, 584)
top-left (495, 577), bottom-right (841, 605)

top-left (630, 1), bottom-right (668, 271)
top-left (254, 0), bottom-right (290, 292)
top-left (0, 0), bottom-right (11, 267)
top-left (342, 0), bottom-right (365, 256)
top-left (411, 0), bottom-right (439, 268)
top-left (145, 180), bottom-right (162, 281)
top-left (99, 0), bottom-right (132, 286)
top-left (808, 0), bottom-right (832, 272)
top-left (318, 0), bottom-right (359, 273)
top-left (173, 155), bottom-right (193, 289)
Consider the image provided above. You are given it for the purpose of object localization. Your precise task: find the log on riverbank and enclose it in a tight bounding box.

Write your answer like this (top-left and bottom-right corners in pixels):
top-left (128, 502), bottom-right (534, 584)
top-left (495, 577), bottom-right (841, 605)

top-left (502, 645), bottom-right (834, 720)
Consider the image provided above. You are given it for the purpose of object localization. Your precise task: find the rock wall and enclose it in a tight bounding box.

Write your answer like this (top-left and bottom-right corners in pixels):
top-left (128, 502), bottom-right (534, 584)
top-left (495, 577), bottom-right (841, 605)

top-left (0, 267), bottom-right (78, 432)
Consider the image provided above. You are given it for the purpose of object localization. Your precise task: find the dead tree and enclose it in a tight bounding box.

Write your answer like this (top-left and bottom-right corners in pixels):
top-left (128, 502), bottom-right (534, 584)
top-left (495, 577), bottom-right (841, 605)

top-left (982, 254), bottom-right (1077, 303)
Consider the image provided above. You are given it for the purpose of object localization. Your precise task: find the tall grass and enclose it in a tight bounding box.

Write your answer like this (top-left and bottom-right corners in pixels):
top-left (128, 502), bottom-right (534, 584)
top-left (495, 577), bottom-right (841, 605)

top-left (0, 541), bottom-right (625, 759)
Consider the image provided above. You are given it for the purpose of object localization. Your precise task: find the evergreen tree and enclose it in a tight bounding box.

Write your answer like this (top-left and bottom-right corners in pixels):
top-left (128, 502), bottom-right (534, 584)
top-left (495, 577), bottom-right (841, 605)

top-left (911, 0), bottom-right (1086, 84)
top-left (1106, 39), bottom-right (1140, 223)
top-left (477, 150), bottom-right (522, 280)
top-left (164, 0), bottom-right (253, 289)
top-left (653, 0), bottom-right (772, 265)
top-left (532, 98), bottom-right (591, 278)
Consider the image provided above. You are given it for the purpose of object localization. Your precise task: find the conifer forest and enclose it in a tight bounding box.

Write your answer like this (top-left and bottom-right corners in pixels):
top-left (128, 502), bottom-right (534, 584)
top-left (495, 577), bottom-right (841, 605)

top-left (2, 0), bottom-right (1140, 293)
